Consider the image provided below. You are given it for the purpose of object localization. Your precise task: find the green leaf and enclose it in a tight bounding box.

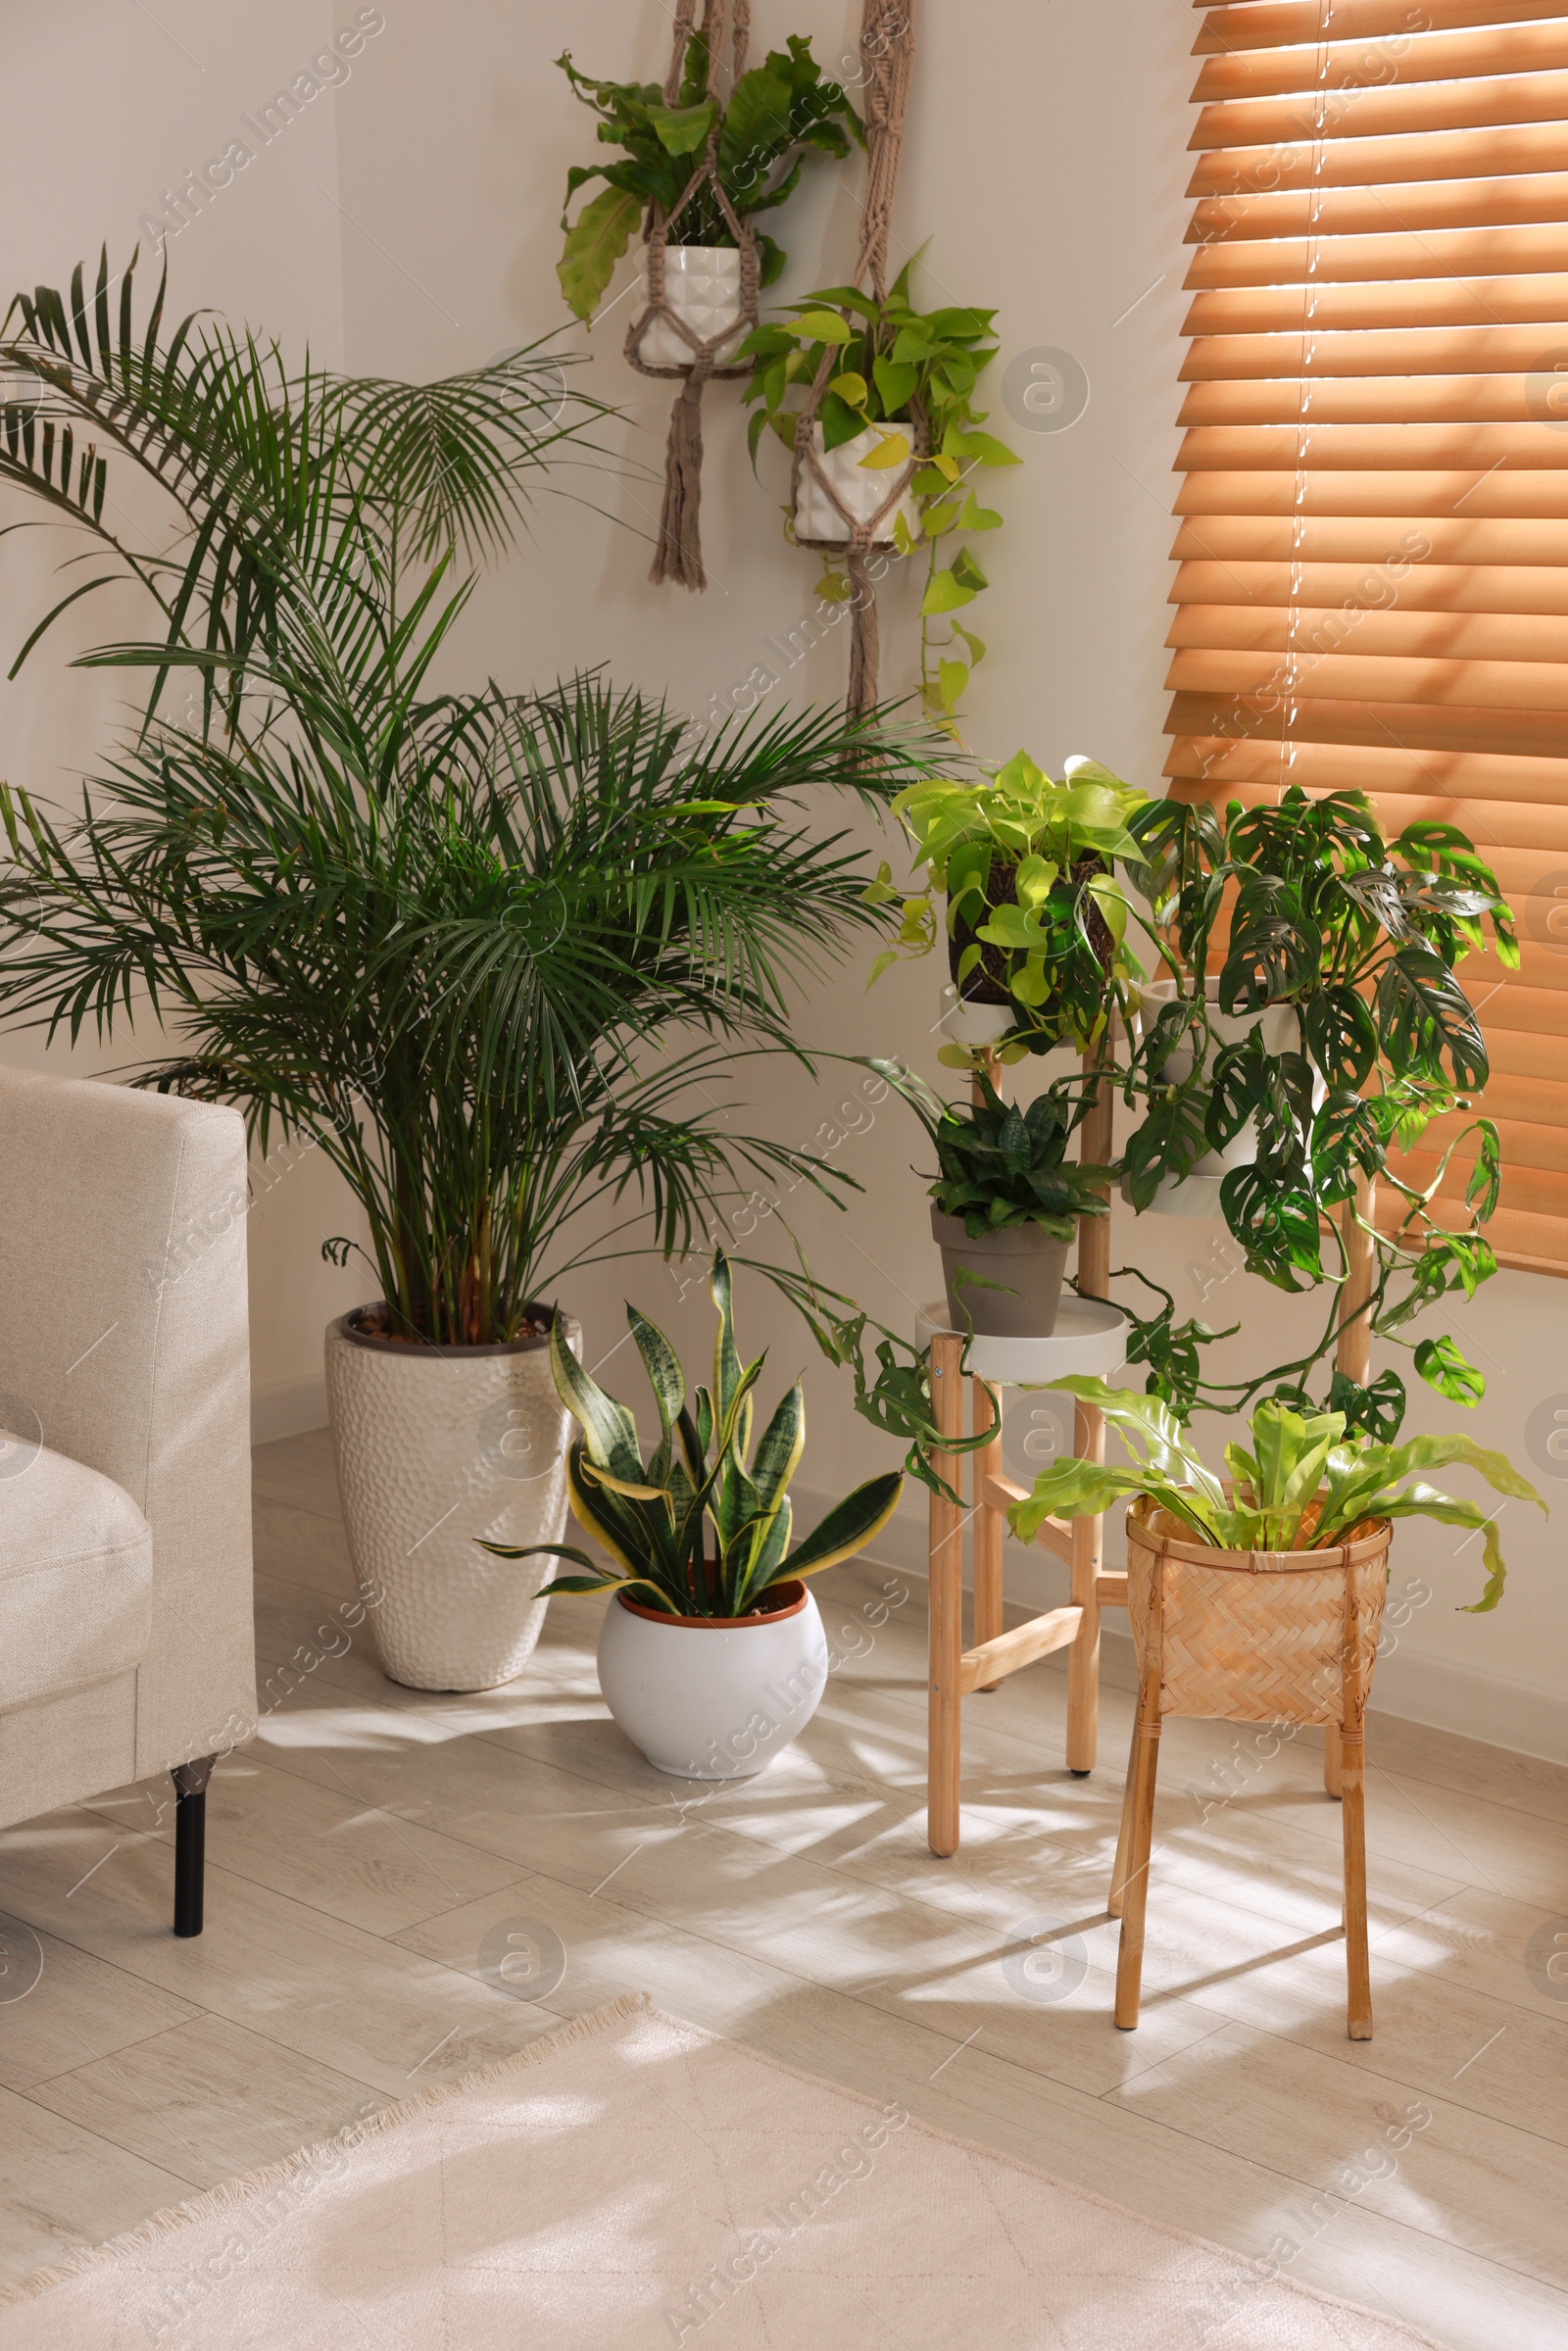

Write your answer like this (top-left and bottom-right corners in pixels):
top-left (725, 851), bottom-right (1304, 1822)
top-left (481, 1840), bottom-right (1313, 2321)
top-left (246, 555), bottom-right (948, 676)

top-left (1414, 1333), bottom-right (1485, 1405)
top-left (872, 355), bottom-right (919, 415)
top-left (627, 1302), bottom-right (685, 1430)
top-left (558, 186), bottom-right (643, 320)
top-left (750, 1382), bottom-right (805, 1509)
top-left (920, 567), bottom-right (977, 616)
top-left (953, 623), bottom-right (986, 664)
top-left (957, 491), bottom-right (1003, 530)
top-left (648, 99), bottom-right (719, 154)
top-left (938, 658), bottom-right (968, 710)
top-left (946, 427), bottom-right (1020, 466)
top-left (858, 427), bottom-right (911, 468)
top-left (550, 1317), bottom-right (645, 1478)
top-left (950, 546), bottom-right (989, 592)
top-left (775, 1469), bottom-right (904, 1581)
top-left (791, 309), bottom-right (854, 345)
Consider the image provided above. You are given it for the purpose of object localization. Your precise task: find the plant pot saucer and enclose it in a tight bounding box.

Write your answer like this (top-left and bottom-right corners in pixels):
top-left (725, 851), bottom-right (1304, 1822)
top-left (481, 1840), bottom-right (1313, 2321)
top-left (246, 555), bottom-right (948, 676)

top-left (915, 1293), bottom-right (1128, 1388)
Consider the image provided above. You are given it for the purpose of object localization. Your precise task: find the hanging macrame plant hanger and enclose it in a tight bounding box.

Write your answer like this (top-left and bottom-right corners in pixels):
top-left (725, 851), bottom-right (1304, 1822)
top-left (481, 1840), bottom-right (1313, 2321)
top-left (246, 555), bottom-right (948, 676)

top-left (626, 0), bottom-right (760, 592)
top-left (786, 0), bottom-right (917, 711)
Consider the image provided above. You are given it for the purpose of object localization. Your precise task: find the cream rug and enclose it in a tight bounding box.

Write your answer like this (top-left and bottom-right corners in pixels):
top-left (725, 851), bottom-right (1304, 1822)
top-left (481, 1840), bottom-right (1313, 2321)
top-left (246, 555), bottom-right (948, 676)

top-left (0, 1992), bottom-right (1441, 2350)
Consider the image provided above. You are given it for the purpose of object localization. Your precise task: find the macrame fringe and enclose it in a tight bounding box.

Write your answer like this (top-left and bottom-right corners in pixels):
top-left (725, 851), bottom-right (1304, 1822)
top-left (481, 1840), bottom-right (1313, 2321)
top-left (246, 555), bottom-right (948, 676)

top-left (783, 0), bottom-right (916, 714)
top-left (650, 362), bottom-right (713, 590)
top-left (628, 0), bottom-right (757, 593)
top-left (847, 545), bottom-right (879, 714)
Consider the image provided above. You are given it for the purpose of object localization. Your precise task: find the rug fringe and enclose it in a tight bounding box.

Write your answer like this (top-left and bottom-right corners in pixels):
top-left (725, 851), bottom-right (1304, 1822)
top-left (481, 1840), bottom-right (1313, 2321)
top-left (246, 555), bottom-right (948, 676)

top-left (0, 1989), bottom-right (657, 2312)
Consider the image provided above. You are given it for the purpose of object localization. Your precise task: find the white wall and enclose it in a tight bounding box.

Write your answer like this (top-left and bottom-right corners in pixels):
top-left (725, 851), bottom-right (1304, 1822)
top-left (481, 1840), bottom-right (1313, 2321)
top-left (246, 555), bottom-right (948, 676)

top-left (3, 2), bottom-right (1564, 1757)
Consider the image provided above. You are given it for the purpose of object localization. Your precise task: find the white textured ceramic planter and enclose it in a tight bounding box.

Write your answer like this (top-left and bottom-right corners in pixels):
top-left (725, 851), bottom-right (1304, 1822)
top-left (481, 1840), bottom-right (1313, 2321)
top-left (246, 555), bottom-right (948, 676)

top-left (597, 1581), bottom-right (829, 1780)
top-left (1130, 982), bottom-right (1305, 1215)
top-left (794, 420), bottom-right (922, 544)
top-left (638, 245), bottom-right (746, 368)
top-left (324, 1306), bottom-right (582, 1692)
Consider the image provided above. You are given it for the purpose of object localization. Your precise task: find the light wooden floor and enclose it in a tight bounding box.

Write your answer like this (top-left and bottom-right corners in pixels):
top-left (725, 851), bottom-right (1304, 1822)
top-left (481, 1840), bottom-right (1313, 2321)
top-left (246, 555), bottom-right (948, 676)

top-left (0, 1428), bottom-right (1565, 2345)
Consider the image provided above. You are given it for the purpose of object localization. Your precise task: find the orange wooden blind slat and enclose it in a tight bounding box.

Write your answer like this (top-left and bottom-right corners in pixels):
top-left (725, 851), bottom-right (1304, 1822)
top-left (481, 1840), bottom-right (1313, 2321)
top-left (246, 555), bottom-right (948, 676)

top-left (1180, 377), bottom-right (1568, 426)
top-left (1194, 0), bottom-right (1568, 37)
top-left (1187, 175), bottom-right (1568, 244)
top-left (1188, 121), bottom-right (1568, 197)
top-left (1193, 23), bottom-right (1568, 107)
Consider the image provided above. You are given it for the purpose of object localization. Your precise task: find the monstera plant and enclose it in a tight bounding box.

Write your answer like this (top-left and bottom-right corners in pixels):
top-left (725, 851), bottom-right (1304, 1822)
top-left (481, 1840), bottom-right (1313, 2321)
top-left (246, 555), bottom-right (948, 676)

top-left (1111, 784), bottom-right (1517, 1435)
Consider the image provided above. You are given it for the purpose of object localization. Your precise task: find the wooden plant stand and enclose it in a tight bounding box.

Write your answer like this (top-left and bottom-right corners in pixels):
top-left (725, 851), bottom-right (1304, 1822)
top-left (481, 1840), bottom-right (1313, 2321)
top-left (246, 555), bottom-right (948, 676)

top-left (924, 1039), bottom-right (1123, 1858)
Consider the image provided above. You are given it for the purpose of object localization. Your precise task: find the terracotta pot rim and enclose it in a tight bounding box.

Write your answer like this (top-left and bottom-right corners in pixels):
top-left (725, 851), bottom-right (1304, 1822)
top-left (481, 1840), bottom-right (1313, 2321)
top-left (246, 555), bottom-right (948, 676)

top-left (335, 1303), bottom-right (563, 1358)
top-left (615, 1579), bottom-right (809, 1629)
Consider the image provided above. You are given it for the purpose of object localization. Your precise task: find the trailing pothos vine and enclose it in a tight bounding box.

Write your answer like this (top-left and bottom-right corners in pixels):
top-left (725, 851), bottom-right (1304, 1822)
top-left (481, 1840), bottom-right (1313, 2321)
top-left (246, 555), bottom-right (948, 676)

top-left (738, 258), bottom-right (1018, 732)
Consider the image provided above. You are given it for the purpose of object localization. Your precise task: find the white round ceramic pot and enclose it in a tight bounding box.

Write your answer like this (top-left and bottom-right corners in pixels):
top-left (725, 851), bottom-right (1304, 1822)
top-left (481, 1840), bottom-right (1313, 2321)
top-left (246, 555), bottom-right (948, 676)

top-left (324, 1305), bottom-right (582, 1692)
top-left (596, 1580), bottom-right (830, 1780)
top-left (638, 245), bottom-right (746, 369)
top-left (794, 419), bottom-right (922, 545)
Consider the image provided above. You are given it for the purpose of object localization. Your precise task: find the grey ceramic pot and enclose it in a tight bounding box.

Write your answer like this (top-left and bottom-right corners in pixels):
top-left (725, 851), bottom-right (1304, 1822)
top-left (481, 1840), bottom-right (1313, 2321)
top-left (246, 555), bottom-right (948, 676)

top-left (930, 1207), bottom-right (1071, 1338)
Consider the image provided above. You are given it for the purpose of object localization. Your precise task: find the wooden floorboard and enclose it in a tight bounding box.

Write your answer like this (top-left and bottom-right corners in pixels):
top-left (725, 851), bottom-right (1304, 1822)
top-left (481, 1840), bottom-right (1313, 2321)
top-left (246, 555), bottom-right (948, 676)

top-left (0, 1430), bottom-right (1563, 2345)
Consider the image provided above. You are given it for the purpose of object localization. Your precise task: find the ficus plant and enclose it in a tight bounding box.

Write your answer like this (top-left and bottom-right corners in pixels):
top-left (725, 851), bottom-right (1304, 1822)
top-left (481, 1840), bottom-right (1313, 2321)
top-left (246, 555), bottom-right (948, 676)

top-left (1010, 1379), bottom-right (1544, 1614)
top-left (1111, 783), bottom-right (1516, 1430)
top-left (555, 34), bottom-right (863, 321)
top-left (863, 752), bottom-right (1152, 1060)
top-left (482, 1253), bottom-right (904, 1618)
top-left (736, 259), bottom-right (1018, 727)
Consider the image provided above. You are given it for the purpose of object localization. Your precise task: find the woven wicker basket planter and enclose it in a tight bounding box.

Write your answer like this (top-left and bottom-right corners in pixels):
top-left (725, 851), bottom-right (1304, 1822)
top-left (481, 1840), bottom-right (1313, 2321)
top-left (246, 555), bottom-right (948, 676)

top-left (1113, 1496), bottom-right (1392, 2042)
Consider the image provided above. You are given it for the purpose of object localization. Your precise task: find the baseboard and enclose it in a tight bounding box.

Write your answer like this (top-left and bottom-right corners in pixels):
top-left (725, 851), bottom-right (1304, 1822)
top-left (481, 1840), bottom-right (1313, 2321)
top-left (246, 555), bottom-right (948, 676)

top-left (1362, 1646), bottom-right (1568, 1768)
top-left (796, 1482), bottom-right (1568, 1768)
top-left (250, 1374), bottom-right (328, 1446)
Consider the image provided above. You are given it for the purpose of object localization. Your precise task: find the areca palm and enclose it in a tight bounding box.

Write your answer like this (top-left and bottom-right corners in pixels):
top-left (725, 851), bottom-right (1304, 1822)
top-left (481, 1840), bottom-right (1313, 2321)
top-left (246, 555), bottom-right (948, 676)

top-left (0, 251), bottom-right (926, 1342)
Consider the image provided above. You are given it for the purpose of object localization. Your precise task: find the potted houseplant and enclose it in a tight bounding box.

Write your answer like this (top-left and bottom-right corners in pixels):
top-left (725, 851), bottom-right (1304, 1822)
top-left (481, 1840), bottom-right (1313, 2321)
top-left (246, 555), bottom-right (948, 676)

top-left (738, 261), bottom-right (1018, 726)
top-left (1113, 784), bottom-right (1517, 1429)
top-left (863, 750), bottom-right (1152, 1058)
top-left (555, 35), bottom-right (863, 355)
top-left (0, 250), bottom-right (934, 1693)
top-left (890, 1067), bottom-right (1113, 1337)
top-left (1014, 1382), bottom-right (1544, 2036)
top-left (485, 1253), bottom-right (902, 1778)
top-left (1013, 1379), bottom-right (1544, 1613)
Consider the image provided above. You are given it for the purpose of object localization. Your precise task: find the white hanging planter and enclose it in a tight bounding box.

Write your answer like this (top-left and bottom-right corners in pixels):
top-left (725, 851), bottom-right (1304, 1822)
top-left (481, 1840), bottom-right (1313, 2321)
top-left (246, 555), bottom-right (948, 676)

top-left (596, 1581), bottom-right (830, 1780)
top-left (794, 420), bottom-right (922, 545)
top-left (637, 245), bottom-right (747, 369)
top-left (324, 1307), bottom-right (582, 1691)
top-left (1128, 982), bottom-right (1308, 1218)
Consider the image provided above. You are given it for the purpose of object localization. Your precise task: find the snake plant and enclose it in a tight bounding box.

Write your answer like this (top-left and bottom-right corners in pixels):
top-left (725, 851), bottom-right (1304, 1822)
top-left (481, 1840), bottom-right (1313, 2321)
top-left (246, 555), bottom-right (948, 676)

top-left (1010, 1379), bottom-right (1544, 1614)
top-left (483, 1253), bottom-right (903, 1618)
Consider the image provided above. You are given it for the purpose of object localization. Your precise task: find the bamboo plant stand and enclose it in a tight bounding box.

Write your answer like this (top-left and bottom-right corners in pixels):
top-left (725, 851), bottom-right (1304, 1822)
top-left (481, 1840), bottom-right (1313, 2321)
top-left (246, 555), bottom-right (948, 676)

top-left (924, 1038), bottom-right (1124, 1859)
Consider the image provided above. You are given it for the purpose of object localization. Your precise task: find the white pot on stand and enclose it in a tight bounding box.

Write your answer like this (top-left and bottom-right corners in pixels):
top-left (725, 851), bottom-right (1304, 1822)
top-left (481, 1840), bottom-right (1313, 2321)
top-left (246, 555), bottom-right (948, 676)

top-left (596, 1580), bottom-right (830, 1780)
top-left (324, 1306), bottom-right (582, 1691)
top-left (637, 245), bottom-right (746, 369)
top-left (794, 419), bottom-right (922, 544)
top-left (1127, 981), bottom-right (1306, 1217)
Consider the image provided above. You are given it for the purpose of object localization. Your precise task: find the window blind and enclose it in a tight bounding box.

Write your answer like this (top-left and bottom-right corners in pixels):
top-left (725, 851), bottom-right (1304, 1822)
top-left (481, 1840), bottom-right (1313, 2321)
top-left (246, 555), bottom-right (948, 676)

top-left (1165, 0), bottom-right (1568, 1274)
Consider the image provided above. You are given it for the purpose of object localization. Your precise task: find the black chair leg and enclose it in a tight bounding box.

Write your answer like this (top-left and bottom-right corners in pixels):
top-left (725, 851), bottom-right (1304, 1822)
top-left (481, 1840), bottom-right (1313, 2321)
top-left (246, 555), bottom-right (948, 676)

top-left (171, 1756), bottom-right (216, 1937)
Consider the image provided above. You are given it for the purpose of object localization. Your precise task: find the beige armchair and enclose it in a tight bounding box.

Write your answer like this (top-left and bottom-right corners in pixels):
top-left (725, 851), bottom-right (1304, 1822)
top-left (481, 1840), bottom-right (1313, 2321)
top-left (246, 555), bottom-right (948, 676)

top-left (0, 1061), bottom-right (257, 1934)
